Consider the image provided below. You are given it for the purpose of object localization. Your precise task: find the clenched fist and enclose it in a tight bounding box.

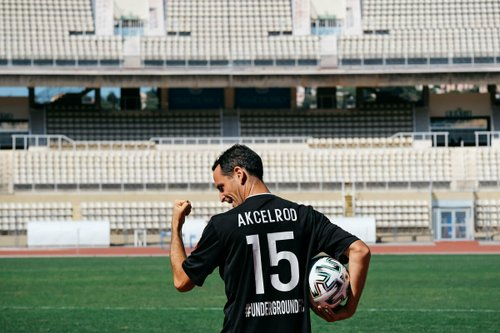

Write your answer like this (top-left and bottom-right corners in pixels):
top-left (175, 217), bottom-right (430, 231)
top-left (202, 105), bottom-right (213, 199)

top-left (172, 200), bottom-right (192, 231)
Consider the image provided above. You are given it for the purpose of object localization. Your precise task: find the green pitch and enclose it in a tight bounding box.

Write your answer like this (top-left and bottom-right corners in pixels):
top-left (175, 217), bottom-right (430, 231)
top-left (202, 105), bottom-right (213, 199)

top-left (1, 255), bottom-right (499, 333)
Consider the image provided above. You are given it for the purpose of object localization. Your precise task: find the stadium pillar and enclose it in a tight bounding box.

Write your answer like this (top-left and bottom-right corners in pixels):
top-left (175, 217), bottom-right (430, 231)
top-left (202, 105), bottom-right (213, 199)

top-left (120, 88), bottom-right (141, 110)
top-left (488, 85), bottom-right (497, 105)
top-left (158, 88), bottom-right (169, 110)
top-left (28, 87), bottom-right (36, 108)
top-left (422, 85), bottom-right (430, 107)
top-left (356, 87), bottom-right (364, 108)
top-left (224, 87), bottom-right (235, 111)
top-left (94, 88), bottom-right (101, 108)
top-left (290, 87), bottom-right (297, 110)
top-left (316, 87), bottom-right (336, 109)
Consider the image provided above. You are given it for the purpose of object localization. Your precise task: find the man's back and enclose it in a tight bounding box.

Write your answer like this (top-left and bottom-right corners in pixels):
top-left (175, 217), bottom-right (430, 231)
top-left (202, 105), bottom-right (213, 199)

top-left (183, 194), bottom-right (358, 333)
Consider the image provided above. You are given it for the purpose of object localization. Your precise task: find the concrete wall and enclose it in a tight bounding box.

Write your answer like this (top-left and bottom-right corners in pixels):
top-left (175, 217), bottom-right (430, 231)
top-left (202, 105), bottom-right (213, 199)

top-left (0, 97), bottom-right (30, 119)
top-left (429, 92), bottom-right (491, 117)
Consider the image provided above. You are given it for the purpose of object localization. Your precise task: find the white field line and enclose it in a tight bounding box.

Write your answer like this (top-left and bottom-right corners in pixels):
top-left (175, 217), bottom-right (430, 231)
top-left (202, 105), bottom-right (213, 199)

top-left (2, 305), bottom-right (500, 313)
top-left (1, 305), bottom-right (222, 311)
top-left (364, 308), bottom-right (500, 313)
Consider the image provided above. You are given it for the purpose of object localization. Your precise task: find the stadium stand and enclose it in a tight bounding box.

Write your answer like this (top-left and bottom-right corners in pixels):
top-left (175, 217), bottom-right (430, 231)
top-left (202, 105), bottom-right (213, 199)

top-left (355, 199), bottom-right (430, 233)
top-left (0, 202), bottom-right (72, 232)
top-left (476, 147), bottom-right (500, 187)
top-left (8, 140), bottom-right (455, 190)
top-left (239, 105), bottom-right (413, 138)
top-left (1, 0), bottom-right (499, 68)
top-left (43, 102), bottom-right (414, 141)
top-left (0, 188), bottom-right (446, 243)
top-left (143, 0), bottom-right (320, 66)
top-left (80, 200), bottom-right (239, 230)
top-left (2, 131), bottom-right (500, 242)
top-left (0, 197), bottom-right (344, 234)
top-left (338, 0), bottom-right (500, 66)
top-left (0, 0), bottom-right (319, 67)
top-left (46, 108), bottom-right (222, 140)
top-left (476, 199), bottom-right (500, 231)
top-left (1, 0), bottom-right (500, 246)
top-left (0, 0), bottom-right (123, 65)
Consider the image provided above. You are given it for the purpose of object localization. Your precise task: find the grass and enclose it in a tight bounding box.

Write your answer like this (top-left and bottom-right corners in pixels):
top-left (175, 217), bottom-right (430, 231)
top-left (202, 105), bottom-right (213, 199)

top-left (1, 255), bottom-right (499, 332)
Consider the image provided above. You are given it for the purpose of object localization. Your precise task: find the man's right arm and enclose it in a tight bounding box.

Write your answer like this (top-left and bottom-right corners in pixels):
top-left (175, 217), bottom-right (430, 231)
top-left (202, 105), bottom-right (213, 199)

top-left (170, 200), bottom-right (196, 292)
top-left (314, 239), bottom-right (371, 322)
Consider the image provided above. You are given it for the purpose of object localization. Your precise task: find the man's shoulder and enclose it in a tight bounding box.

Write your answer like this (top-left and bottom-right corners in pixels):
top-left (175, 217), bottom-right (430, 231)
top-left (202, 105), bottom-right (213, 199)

top-left (248, 193), bottom-right (300, 207)
top-left (208, 195), bottom-right (310, 226)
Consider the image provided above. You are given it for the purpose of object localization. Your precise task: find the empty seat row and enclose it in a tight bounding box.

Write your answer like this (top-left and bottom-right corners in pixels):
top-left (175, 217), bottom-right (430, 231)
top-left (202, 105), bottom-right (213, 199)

top-left (355, 199), bottom-right (430, 228)
top-left (6, 140), bottom-right (500, 190)
top-left (11, 146), bottom-right (454, 187)
top-left (81, 201), bottom-right (230, 229)
top-left (339, 29), bottom-right (500, 60)
top-left (0, 200), bottom-right (248, 232)
top-left (475, 149), bottom-right (500, 181)
top-left (141, 36), bottom-right (319, 61)
top-left (0, 200), bottom-right (230, 232)
top-left (240, 108), bottom-right (413, 138)
top-left (3, 197), bottom-right (500, 232)
top-left (298, 200), bottom-right (344, 217)
top-left (0, 202), bottom-right (73, 231)
top-left (340, 0), bottom-right (500, 64)
top-left (362, 0), bottom-right (500, 30)
top-left (307, 137), bottom-right (414, 149)
top-left (46, 109), bottom-right (221, 140)
top-left (475, 199), bottom-right (500, 228)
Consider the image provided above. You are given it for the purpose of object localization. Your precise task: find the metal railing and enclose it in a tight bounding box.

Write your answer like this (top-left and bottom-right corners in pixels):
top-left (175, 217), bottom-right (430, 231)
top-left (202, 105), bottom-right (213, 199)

top-left (12, 135), bottom-right (156, 151)
top-left (0, 57), bottom-right (319, 69)
top-left (12, 135), bottom-right (75, 150)
top-left (339, 55), bottom-right (500, 68)
top-left (149, 136), bottom-right (310, 146)
top-left (475, 131), bottom-right (500, 147)
top-left (390, 132), bottom-right (450, 147)
top-left (13, 133), bottom-right (454, 151)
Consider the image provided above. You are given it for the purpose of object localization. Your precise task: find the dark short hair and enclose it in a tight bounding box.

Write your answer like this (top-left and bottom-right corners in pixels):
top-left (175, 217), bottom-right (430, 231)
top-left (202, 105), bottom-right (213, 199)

top-left (212, 144), bottom-right (264, 180)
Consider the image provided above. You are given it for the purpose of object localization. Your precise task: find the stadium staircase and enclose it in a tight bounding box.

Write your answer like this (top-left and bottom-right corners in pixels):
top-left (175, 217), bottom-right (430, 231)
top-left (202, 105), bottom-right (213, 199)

top-left (451, 148), bottom-right (478, 190)
top-left (344, 194), bottom-right (354, 217)
top-left (0, 151), bottom-right (12, 194)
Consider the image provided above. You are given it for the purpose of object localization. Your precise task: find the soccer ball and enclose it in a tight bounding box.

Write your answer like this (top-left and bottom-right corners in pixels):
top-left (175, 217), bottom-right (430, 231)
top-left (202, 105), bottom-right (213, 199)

top-left (308, 256), bottom-right (349, 308)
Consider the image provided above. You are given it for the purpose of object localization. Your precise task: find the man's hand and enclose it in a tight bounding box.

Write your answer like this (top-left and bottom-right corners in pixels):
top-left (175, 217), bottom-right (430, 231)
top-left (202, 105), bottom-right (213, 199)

top-left (172, 200), bottom-right (192, 230)
top-left (311, 302), bottom-right (334, 321)
top-left (311, 289), bottom-right (356, 322)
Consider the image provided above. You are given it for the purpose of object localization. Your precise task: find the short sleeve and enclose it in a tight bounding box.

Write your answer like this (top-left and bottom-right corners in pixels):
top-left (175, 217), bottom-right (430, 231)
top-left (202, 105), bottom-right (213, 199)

top-left (310, 209), bottom-right (359, 262)
top-left (182, 221), bottom-right (223, 286)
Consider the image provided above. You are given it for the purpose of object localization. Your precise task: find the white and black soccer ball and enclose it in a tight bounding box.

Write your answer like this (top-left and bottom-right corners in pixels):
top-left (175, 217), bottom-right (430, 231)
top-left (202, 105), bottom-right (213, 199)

top-left (308, 256), bottom-right (349, 308)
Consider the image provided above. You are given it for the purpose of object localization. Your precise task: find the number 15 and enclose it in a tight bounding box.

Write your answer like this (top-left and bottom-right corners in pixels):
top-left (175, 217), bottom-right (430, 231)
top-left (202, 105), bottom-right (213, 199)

top-left (246, 231), bottom-right (300, 295)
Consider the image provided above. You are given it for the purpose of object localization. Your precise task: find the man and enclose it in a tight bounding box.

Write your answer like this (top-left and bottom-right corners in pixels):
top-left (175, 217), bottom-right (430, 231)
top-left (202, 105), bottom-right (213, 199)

top-left (170, 144), bottom-right (370, 333)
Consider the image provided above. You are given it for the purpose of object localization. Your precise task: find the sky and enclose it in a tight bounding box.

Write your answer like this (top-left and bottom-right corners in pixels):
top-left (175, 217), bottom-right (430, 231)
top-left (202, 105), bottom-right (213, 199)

top-left (0, 87), bottom-right (28, 97)
top-left (0, 87), bottom-right (125, 103)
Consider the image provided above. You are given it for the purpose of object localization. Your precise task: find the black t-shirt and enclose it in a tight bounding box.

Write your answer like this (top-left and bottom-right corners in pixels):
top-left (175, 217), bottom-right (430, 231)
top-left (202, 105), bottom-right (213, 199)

top-left (182, 194), bottom-right (358, 333)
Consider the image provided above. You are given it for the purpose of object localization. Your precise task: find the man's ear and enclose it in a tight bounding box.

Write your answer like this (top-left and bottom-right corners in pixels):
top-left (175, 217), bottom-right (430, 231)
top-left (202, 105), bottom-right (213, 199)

top-left (234, 166), bottom-right (247, 185)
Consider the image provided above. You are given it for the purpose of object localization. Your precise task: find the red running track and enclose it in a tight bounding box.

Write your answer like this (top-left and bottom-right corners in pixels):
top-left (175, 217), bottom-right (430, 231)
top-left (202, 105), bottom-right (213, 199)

top-left (1, 241), bottom-right (500, 257)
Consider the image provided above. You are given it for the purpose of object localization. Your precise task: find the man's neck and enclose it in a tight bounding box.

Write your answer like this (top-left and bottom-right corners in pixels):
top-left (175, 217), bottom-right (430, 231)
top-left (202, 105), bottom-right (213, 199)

top-left (248, 192), bottom-right (273, 199)
top-left (246, 179), bottom-right (271, 198)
